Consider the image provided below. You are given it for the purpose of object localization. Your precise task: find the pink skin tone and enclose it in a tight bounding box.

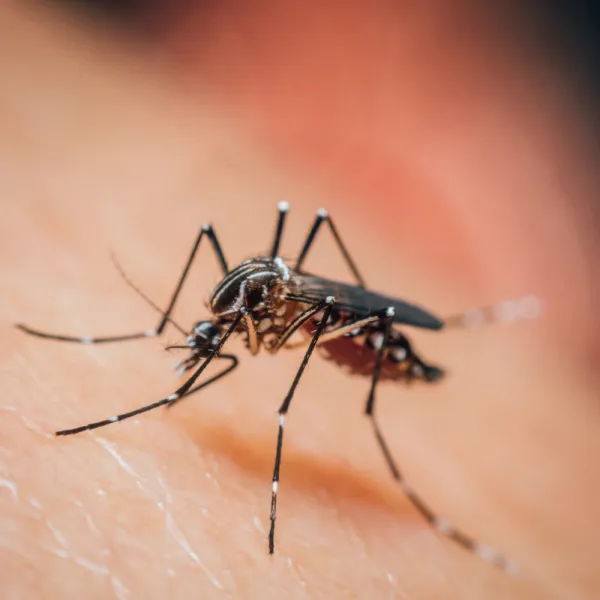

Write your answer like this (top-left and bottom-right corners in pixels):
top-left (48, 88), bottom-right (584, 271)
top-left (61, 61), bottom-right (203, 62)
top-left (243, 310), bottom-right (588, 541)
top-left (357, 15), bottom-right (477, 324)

top-left (2, 3), bottom-right (599, 599)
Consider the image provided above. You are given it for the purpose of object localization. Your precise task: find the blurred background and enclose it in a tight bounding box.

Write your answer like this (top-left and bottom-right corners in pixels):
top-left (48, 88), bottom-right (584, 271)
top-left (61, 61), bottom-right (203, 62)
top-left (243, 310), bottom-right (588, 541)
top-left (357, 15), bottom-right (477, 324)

top-left (27, 0), bottom-right (600, 362)
top-left (2, 2), bottom-right (599, 599)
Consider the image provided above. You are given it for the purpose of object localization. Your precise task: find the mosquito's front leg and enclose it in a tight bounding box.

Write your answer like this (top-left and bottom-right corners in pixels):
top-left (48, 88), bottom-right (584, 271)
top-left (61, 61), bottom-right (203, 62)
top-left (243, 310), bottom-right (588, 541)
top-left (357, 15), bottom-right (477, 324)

top-left (55, 311), bottom-right (244, 435)
top-left (166, 354), bottom-right (239, 409)
top-left (16, 223), bottom-right (229, 345)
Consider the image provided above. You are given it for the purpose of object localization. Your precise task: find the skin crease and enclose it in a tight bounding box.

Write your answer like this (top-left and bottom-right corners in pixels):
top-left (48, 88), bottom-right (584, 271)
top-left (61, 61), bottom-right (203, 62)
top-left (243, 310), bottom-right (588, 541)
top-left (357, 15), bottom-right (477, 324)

top-left (1, 3), bottom-right (599, 600)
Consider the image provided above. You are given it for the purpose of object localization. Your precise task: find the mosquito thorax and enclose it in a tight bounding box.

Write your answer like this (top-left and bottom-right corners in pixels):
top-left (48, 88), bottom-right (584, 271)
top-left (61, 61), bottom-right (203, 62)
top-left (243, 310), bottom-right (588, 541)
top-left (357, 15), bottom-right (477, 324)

top-left (209, 256), bottom-right (292, 318)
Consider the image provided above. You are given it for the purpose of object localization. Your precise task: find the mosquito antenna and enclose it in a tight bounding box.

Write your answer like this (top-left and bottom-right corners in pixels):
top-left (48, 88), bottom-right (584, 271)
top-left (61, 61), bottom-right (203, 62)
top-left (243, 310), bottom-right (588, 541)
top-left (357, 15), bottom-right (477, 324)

top-left (110, 252), bottom-right (188, 336)
top-left (270, 200), bottom-right (290, 258)
top-left (444, 295), bottom-right (542, 329)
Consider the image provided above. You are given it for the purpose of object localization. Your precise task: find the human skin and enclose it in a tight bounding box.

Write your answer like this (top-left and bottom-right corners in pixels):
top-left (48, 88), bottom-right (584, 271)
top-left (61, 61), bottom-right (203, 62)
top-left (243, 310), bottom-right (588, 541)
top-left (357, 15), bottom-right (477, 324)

top-left (1, 3), bottom-right (599, 600)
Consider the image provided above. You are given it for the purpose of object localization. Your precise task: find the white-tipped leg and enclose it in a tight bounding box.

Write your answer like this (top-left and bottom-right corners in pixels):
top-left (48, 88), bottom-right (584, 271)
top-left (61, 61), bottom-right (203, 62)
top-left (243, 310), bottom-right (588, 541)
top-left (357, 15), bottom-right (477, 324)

top-left (368, 417), bottom-right (519, 574)
top-left (268, 300), bottom-right (334, 554)
top-left (448, 294), bottom-right (542, 329)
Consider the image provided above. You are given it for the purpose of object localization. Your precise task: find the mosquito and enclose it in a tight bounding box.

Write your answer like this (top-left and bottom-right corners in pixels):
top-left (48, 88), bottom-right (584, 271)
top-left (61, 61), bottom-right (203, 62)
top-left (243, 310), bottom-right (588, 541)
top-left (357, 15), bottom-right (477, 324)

top-left (17, 201), bottom-right (539, 574)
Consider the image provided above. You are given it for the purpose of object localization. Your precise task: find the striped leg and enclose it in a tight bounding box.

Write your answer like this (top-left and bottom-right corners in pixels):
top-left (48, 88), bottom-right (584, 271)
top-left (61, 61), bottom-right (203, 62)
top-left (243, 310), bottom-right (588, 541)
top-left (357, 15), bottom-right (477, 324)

top-left (54, 310), bottom-right (244, 436)
top-left (166, 354), bottom-right (239, 409)
top-left (368, 419), bottom-right (518, 574)
top-left (365, 308), bottom-right (518, 574)
top-left (445, 295), bottom-right (542, 329)
top-left (16, 223), bottom-right (229, 344)
top-left (270, 200), bottom-right (290, 258)
top-left (295, 208), bottom-right (366, 287)
top-left (268, 297), bottom-right (335, 554)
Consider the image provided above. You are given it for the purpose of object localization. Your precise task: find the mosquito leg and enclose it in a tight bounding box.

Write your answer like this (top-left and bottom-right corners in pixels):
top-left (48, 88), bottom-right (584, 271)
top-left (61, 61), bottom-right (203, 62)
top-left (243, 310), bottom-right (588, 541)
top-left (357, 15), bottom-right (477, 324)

top-left (14, 325), bottom-right (154, 344)
top-left (166, 354), bottom-right (239, 408)
top-left (103, 264), bottom-right (238, 407)
top-left (444, 295), bottom-right (542, 329)
top-left (55, 311), bottom-right (244, 436)
top-left (364, 308), bottom-right (517, 574)
top-left (134, 222), bottom-right (229, 336)
top-left (279, 308), bottom-right (380, 350)
top-left (365, 307), bottom-right (395, 415)
top-left (268, 296), bottom-right (335, 554)
top-left (295, 209), bottom-right (366, 287)
top-left (368, 419), bottom-right (517, 573)
top-left (270, 297), bottom-right (340, 352)
top-left (270, 201), bottom-right (290, 258)
top-left (16, 223), bottom-right (229, 344)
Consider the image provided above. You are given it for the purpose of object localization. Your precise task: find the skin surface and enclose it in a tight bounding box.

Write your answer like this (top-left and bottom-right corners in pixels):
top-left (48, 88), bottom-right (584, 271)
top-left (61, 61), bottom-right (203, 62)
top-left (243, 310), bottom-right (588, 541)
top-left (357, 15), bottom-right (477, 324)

top-left (2, 3), bottom-right (599, 599)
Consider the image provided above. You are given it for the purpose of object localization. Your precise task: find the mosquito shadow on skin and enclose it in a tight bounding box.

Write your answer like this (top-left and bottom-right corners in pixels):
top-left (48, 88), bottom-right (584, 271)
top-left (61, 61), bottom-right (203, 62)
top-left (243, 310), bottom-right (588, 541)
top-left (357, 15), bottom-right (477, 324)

top-left (179, 420), bottom-right (424, 523)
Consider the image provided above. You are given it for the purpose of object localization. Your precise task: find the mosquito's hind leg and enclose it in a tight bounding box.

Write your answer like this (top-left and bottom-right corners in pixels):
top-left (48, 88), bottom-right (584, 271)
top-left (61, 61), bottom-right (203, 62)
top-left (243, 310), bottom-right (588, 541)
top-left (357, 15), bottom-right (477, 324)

top-left (295, 208), bottom-right (366, 287)
top-left (444, 295), bottom-right (542, 329)
top-left (364, 308), bottom-right (517, 573)
top-left (16, 223), bottom-right (229, 345)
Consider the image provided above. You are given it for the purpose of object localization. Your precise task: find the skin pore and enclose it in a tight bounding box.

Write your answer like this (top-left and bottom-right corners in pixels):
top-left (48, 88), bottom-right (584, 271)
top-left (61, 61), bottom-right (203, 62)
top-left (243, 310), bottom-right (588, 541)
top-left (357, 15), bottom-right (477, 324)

top-left (2, 3), bottom-right (599, 599)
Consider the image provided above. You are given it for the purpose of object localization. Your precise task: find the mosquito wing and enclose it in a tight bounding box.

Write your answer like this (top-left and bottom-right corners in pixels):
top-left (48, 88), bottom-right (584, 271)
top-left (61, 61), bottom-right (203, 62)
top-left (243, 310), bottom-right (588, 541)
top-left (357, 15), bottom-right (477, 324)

top-left (293, 274), bottom-right (444, 330)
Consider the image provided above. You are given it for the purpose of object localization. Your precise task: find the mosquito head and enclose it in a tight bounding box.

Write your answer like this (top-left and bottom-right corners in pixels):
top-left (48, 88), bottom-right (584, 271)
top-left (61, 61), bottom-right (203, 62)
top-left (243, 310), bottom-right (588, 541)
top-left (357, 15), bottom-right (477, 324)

top-left (209, 257), bottom-right (291, 318)
top-left (187, 320), bottom-right (222, 354)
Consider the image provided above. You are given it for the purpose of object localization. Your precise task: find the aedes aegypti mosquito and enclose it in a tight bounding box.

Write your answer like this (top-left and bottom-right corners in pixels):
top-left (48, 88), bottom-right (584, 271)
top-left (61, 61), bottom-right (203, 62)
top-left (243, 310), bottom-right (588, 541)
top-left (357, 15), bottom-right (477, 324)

top-left (17, 201), bottom-right (539, 574)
